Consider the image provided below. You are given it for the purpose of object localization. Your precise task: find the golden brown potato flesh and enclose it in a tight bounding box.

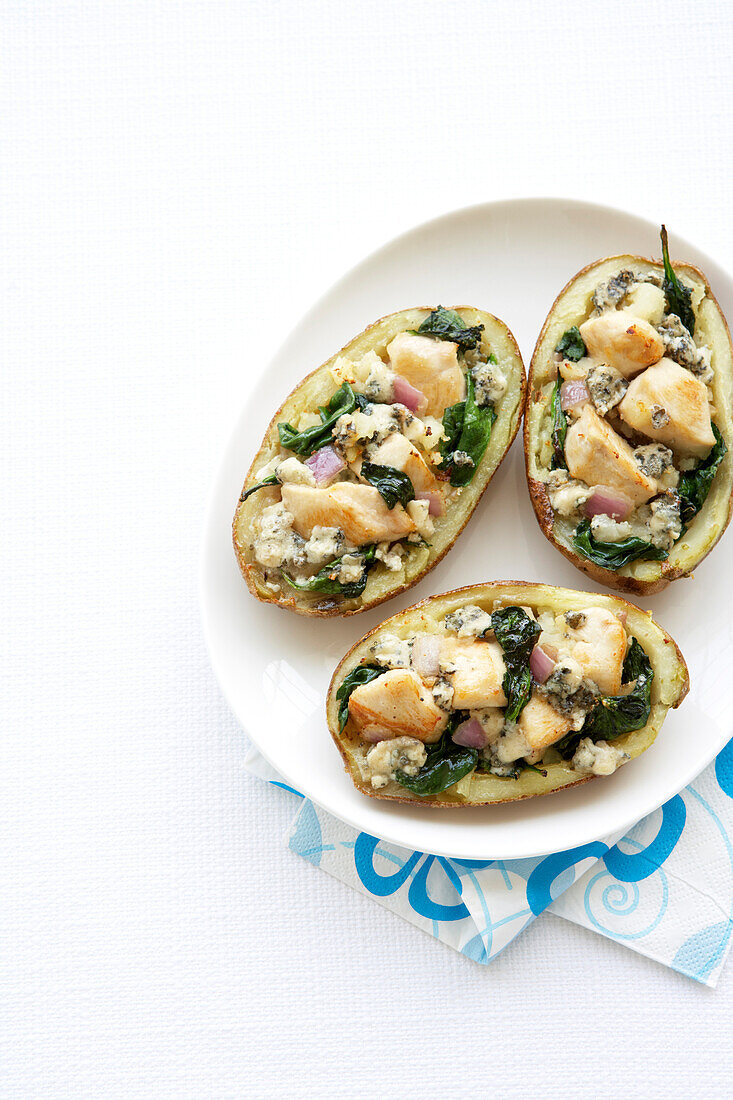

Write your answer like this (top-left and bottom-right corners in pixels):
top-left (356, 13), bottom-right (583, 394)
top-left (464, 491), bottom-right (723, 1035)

top-left (565, 404), bottom-right (657, 504)
top-left (280, 483), bottom-right (416, 545)
top-left (619, 358), bottom-right (715, 458)
top-left (386, 332), bottom-right (466, 417)
top-left (579, 311), bottom-right (665, 378)
top-left (348, 669), bottom-right (447, 743)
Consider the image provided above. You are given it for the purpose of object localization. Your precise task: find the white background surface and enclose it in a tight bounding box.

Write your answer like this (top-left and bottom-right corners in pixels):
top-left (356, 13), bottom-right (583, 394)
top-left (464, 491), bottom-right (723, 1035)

top-left (4, 2), bottom-right (733, 1097)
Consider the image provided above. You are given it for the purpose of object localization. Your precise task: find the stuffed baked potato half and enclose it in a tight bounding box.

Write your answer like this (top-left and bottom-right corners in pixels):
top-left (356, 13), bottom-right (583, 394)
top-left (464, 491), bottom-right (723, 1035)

top-left (234, 306), bottom-right (525, 616)
top-left (327, 582), bottom-right (688, 807)
top-left (525, 228), bottom-right (733, 594)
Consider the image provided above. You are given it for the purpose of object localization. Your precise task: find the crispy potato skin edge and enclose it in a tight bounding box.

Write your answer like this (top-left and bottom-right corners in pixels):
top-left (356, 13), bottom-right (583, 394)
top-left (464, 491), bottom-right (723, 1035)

top-left (325, 581), bottom-right (689, 807)
top-left (524, 255), bottom-right (733, 595)
top-left (233, 307), bottom-right (526, 617)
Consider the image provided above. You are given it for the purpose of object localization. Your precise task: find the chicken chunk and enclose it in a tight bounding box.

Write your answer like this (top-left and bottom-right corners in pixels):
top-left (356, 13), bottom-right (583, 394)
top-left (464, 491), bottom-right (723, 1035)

top-left (579, 311), bottom-right (665, 378)
top-left (367, 432), bottom-right (440, 495)
top-left (348, 669), bottom-right (447, 743)
top-left (280, 483), bottom-right (415, 545)
top-left (618, 357), bottom-right (715, 458)
top-left (565, 606), bottom-right (626, 695)
top-left (440, 637), bottom-right (508, 710)
top-left (386, 332), bottom-right (466, 417)
top-left (494, 692), bottom-right (572, 763)
top-left (564, 405), bottom-right (658, 506)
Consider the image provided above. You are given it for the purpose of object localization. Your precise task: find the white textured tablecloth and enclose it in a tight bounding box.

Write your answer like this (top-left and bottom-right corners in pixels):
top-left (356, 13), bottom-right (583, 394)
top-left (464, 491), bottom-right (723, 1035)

top-left (4, 2), bottom-right (733, 1096)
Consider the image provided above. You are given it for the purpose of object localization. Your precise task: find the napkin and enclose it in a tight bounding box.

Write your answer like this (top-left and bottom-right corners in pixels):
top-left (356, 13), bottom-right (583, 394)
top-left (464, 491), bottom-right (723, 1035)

top-left (244, 737), bottom-right (733, 986)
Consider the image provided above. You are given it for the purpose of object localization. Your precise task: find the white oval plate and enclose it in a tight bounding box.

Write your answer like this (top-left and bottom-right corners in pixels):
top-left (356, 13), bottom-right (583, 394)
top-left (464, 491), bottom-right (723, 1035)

top-left (201, 197), bottom-right (733, 860)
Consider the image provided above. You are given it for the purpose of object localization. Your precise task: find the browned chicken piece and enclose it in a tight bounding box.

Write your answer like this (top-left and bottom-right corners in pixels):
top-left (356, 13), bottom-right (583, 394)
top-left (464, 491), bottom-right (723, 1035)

top-left (494, 691), bottom-right (572, 764)
top-left (348, 669), bottom-right (447, 743)
top-left (618, 358), bottom-right (715, 459)
top-left (565, 404), bottom-right (658, 505)
top-left (280, 483), bottom-right (416, 545)
top-left (567, 606), bottom-right (627, 695)
top-left (386, 332), bottom-right (466, 417)
top-left (579, 311), bottom-right (665, 378)
top-left (440, 637), bottom-right (508, 710)
top-left (367, 433), bottom-right (441, 495)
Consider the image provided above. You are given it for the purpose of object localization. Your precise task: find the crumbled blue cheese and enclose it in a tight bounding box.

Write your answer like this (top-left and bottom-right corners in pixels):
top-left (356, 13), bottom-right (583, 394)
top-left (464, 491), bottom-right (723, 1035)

top-left (586, 363), bottom-right (628, 415)
top-left (335, 553), bottom-right (366, 584)
top-left (470, 707), bottom-right (505, 743)
top-left (366, 737), bottom-right (427, 789)
top-left (589, 514), bottom-right (634, 543)
top-left (304, 525), bottom-right (345, 564)
top-left (276, 456), bottom-right (317, 486)
top-left (432, 676), bottom-right (454, 712)
top-left (406, 498), bottom-right (435, 539)
top-left (363, 359), bottom-right (395, 403)
top-left (472, 360), bottom-right (507, 407)
top-left (375, 542), bottom-right (404, 571)
top-left (650, 404), bottom-right (670, 429)
top-left (657, 314), bottom-right (713, 383)
top-left (369, 633), bottom-right (412, 669)
top-left (571, 737), bottom-right (629, 776)
top-left (493, 722), bottom-right (532, 764)
top-left (633, 442), bottom-right (674, 481)
top-left (452, 450), bottom-right (474, 470)
top-left (592, 269), bottom-right (638, 312)
top-left (539, 658), bottom-right (599, 732)
top-left (545, 469), bottom-right (591, 516)
top-left (647, 493), bottom-right (682, 551)
top-left (332, 405), bottom-right (399, 455)
top-left (443, 604), bottom-right (494, 638)
top-left (253, 503), bottom-right (306, 569)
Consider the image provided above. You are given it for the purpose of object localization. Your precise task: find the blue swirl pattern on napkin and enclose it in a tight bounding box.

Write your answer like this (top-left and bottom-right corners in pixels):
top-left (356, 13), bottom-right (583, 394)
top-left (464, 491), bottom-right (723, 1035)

top-left (246, 736), bottom-right (733, 986)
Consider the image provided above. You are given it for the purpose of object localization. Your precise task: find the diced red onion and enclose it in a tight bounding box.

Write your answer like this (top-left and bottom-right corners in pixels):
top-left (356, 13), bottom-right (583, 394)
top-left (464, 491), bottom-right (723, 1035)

top-left (304, 445), bottom-right (346, 484)
top-left (560, 380), bottom-right (590, 410)
top-left (393, 375), bottom-right (428, 415)
top-left (411, 635), bottom-right (441, 678)
top-left (583, 488), bottom-right (633, 521)
top-left (415, 490), bottom-right (444, 516)
top-left (361, 728), bottom-right (391, 743)
top-left (452, 717), bottom-right (488, 750)
top-left (617, 611), bottom-right (627, 624)
top-left (530, 645), bottom-right (555, 684)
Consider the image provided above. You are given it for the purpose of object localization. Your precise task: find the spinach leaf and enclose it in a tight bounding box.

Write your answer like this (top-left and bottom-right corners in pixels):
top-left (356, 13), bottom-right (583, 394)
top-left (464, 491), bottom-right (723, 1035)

top-left (417, 305), bottom-right (484, 353)
top-left (335, 664), bottom-right (384, 732)
top-left (678, 424), bottom-right (727, 524)
top-left (439, 373), bottom-right (496, 488)
top-left (555, 326), bottom-right (587, 362)
top-left (660, 224), bottom-right (695, 335)
top-left (394, 714), bottom-right (477, 796)
top-left (282, 545), bottom-right (377, 600)
top-left (360, 462), bottom-right (415, 510)
top-left (278, 382), bottom-right (357, 456)
top-left (491, 606), bottom-right (541, 723)
top-left (582, 638), bottom-right (654, 741)
top-left (572, 518), bottom-right (668, 570)
top-left (550, 377), bottom-right (568, 470)
top-left (239, 473), bottom-right (279, 502)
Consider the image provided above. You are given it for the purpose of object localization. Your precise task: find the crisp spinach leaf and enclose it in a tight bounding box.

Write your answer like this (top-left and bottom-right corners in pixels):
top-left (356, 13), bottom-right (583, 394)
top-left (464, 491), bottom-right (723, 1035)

top-left (360, 462), bottom-right (415, 510)
top-left (572, 518), bottom-right (668, 570)
top-left (661, 224), bottom-right (695, 335)
top-left (282, 545), bottom-right (377, 600)
top-left (417, 305), bottom-right (484, 352)
top-left (335, 664), bottom-right (384, 732)
top-left (239, 473), bottom-right (278, 502)
top-left (678, 424), bottom-right (727, 524)
top-left (491, 606), bottom-right (541, 723)
top-left (439, 373), bottom-right (496, 488)
top-left (278, 382), bottom-right (357, 456)
top-left (550, 377), bottom-right (568, 470)
top-left (394, 714), bottom-right (478, 796)
top-left (555, 326), bottom-right (587, 362)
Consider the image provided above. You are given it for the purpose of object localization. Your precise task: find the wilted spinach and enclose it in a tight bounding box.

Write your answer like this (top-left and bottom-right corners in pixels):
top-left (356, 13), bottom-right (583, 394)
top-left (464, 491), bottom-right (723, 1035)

top-left (282, 544), bottom-right (377, 600)
top-left (660, 224), bottom-right (695, 335)
top-left (278, 382), bottom-right (357, 456)
top-left (394, 713), bottom-right (478, 796)
top-left (439, 373), bottom-right (496, 487)
top-left (572, 519), bottom-right (668, 570)
top-left (555, 326), bottom-right (587, 363)
top-left (550, 377), bottom-right (568, 470)
top-left (335, 664), bottom-right (384, 732)
top-left (417, 305), bottom-right (484, 353)
top-left (491, 606), bottom-right (541, 723)
top-left (678, 424), bottom-right (727, 524)
top-left (360, 462), bottom-right (415, 510)
top-left (239, 473), bottom-right (279, 502)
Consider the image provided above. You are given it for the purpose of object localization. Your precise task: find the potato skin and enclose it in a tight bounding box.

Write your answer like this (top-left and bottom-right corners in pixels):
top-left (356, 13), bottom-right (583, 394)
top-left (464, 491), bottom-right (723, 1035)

top-left (327, 582), bottom-right (689, 807)
top-left (525, 255), bottom-right (733, 595)
top-left (233, 307), bottom-right (526, 616)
